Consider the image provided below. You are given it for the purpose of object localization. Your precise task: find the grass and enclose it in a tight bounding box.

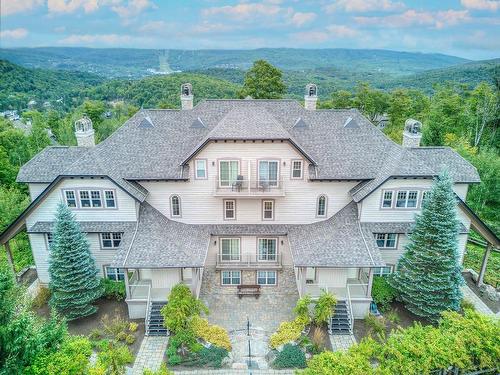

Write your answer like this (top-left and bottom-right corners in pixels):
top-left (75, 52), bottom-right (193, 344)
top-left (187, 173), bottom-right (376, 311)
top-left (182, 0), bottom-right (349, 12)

top-left (0, 234), bottom-right (34, 273)
top-left (463, 243), bottom-right (499, 287)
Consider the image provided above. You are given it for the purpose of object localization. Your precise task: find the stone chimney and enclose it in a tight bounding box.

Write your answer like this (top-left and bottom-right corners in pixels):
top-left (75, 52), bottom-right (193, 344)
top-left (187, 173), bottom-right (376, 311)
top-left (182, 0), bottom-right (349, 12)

top-left (402, 118), bottom-right (422, 147)
top-left (181, 83), bottom-right (193, 110)
top-left (74, 115), bottom-right (95, 147)
top-left (304, 83), bottom-right (318, 110)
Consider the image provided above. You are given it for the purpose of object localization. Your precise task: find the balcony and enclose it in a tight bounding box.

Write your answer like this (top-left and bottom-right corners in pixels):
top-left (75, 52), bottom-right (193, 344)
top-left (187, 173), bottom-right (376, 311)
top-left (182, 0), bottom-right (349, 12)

top-left (304, 280), bottom-right (369, 300)
top-left (215, 253), bottom-right (283, 270)
top-left (214, 178), bottom-right (285, 198)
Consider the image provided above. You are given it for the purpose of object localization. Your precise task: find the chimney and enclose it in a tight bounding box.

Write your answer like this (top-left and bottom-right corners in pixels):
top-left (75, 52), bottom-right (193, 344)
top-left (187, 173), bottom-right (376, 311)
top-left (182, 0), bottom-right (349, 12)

top-left (304, 83), bottom-right (318, 110)
top-left (74, 115), bottom-right (95, 147)
top-left (402, 119), bottom-right (422, 147)
top-left (181, 83), bottom-right (193, 110)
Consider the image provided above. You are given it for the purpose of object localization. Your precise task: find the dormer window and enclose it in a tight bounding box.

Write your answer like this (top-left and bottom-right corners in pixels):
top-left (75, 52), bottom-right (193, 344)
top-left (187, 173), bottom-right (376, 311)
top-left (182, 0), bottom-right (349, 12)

top-left (317, 195), bottom-right (327, 217)
top-left (170, 195), bottom-right (181, 217)
top-left (64, 190), bottom-right (77, 208)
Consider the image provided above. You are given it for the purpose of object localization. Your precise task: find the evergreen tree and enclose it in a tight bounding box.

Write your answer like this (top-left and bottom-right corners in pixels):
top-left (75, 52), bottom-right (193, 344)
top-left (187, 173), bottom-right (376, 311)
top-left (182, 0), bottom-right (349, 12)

top-left (239, 60), bottom-right (287, 99)
top-left (49, 203), bottom-right (103, 320)
top-left (389, 171), bottom-right (463, 321)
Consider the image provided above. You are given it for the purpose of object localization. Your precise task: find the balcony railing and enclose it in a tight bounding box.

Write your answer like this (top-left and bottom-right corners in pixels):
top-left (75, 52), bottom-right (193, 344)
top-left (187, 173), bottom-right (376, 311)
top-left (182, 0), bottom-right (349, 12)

top-left (214, 178), bottom-right (285, 197)
top-left (305, 282), bottom-right (369, 300)
top-left (216, 253), bottom-right (283, 269)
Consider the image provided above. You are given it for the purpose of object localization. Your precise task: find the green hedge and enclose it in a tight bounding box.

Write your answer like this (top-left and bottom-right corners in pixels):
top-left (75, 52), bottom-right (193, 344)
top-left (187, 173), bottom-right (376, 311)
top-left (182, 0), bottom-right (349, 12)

top-left (273, 344), bottom-right (307, 369)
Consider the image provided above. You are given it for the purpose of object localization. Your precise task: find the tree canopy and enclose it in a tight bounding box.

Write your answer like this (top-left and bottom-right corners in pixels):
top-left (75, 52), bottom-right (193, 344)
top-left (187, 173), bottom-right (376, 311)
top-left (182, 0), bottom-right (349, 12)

top-left (239, 60), bottom-right (287, 99)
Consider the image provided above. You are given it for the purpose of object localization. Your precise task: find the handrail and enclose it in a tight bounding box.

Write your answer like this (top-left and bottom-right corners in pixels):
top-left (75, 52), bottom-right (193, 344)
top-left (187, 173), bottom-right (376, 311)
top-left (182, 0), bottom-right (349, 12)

top-left (215, 178), bottom-right (284, 194)
top-left (216, 253), bottom-right (282, 267)
top-left (346, 284), bottom-right (355, 334)
top-left (144, 283), bottom-right (152, 336)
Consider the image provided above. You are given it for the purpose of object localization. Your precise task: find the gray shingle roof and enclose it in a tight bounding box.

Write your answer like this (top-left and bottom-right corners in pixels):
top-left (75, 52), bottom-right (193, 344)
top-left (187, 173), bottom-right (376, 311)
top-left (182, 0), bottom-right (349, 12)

top-left (17, 99), bottom-right (479, 194)
top-left (360, 221), bottom-right (468, 235)
top-left (288, 202), bottom-right (385, 267)
top-left (28, 221), bottom-right (136, 233)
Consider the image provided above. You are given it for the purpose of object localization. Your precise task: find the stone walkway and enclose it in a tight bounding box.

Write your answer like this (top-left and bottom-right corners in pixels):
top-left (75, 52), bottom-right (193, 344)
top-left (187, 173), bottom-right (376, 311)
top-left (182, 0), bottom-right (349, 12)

top-left (329, 334), bottom-right (356, 351)
top-left (461, 284), bottom-right (496, 316)
top-left (230, 328), bottom-right (270, 370)
top-left (131, 336), bottom-right (169, 374)
top-left (173, 370), bottom-right (295, 374)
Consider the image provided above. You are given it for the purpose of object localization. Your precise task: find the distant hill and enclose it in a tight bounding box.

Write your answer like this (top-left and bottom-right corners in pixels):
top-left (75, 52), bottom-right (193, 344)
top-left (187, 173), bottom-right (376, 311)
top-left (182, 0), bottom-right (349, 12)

top-left (0, 60), bottom-right (103, 111)
top-left (0, 47), bottom-right (469, 79)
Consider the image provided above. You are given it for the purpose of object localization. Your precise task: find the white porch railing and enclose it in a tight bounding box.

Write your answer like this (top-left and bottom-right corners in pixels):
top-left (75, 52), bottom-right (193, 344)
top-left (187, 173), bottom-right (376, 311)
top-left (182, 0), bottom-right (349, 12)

top-left (305, 282), bottom-right (369, 300)
top-left (214, 179), bottom-right (285, 197)
top-left (216, 253), bottom-right (283, 269)
top-left (144, 283), bottom-right (152, 336)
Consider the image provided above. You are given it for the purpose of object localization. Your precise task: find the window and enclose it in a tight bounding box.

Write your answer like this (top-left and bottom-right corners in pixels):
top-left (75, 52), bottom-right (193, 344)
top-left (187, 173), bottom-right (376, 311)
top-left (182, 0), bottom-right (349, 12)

top-left (257, 270), bottom-right (277, 285)
top-left (220, 238), bottom-right (240, 261)
top-left (170, 195), bottom-right (181, 217)
top-left (224, 200), bottom-right (236, 220)
top-left (90, 190), bottom-right (102, 207)
top-left (291, 160), bottom-right (303, 179)
top-left (262, 200), bottom-right (274, 220)
top-left (105, 267), bottom-right (125, 281)
top-left (382, 191), bottom-right (393, 208)
top-left (396, 190), bottom-right (419, 208)
top-left (46, 233), bottom-right (54, 249)
top-left (373, 266), bottom-right (393, 277)
top-left (64, 190), bottom-right (77, 208)
top-left (221, 270), bottom-right (241, 285)
top-left (422, 190), bottom-right (431, 205)
top-left (259, 160), bottom-right (279, 186)
top-left (258, 238), bottom-right (277, 261)
top-left (104, 190), bottom-right (116, 208)
top-left (79, 190), bottom-right (91, 208)
top-left (374, 233), bottom-right (398, 249)
top-left (317, 195), bottom-right (327, 217)
top-left (195, 159), bottom-right (207, 179)
top-left (101, 233), bottom-right (122, 249)
top-left (219, 160), bottom-right (239, 186)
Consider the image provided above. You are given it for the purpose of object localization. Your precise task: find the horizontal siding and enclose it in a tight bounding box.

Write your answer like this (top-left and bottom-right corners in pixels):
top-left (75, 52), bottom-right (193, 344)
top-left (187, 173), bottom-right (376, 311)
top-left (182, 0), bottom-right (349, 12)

top-left (26, 178), bottom-right (137, 228)
top-left (142, 141), bottom-right (357, 224)
top-left (29, 183), bottom-right (49, 201)
top-left (317, 268), bottom-right (348, 287)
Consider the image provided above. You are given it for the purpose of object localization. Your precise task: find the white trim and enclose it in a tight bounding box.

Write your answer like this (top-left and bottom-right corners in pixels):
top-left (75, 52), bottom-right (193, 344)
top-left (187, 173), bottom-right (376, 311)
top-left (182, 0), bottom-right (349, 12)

top-left (104, 190), bottom-right (116, 208)
top-left (257, 270), bottom-right (277, 285)
top-left (257, 237), bottom-right (278, 261)
top-left (221, 270), bottom-right (241, 285)
top-left (100, 232), bottom-right (123, 249)
top-left (262, 200), bottom-right (274, 221)
top-left (374, 233), bottom-right (398, 249)
top-left (291, 159), bottom-right (303, 179)
top-left (220, 238), bottom-right (241, 261)
top-left (170, 194), bottom-right (182, 218)
top-left (223, 199), bottom-right (236, 220)
top-left (194, 159), bottom-right (208, 180)
top-left (316, 194), bottom-right (327, 217)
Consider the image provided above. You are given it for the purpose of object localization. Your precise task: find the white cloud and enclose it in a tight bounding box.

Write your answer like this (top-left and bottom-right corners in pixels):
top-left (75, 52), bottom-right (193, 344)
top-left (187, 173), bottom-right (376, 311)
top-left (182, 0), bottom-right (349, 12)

top-left (0, 28), bottom-right (29, 39)
top-left (325, 0), bottom-right (405, 13)
top-left (325, 25), bottom-right (359, 37)
top-left (138, 20), bottom-right (170, 33)
top-left (111, 0), bottom-right (155, 18)
top-left (461, 0), bottom-right (499, 11)
top-left (58, 33), bottom-right (132, 45)
top-left (202, 2), bottom-right (283, 20)
top-left (47, 0), bottom-right (101, 14)
top-left (292, 24), bottom-right (358, 43)
top-left (1, 0), bottom-right (43, 16)
top-left (289, 12), bottom-right (317, 27)
top-left (355, 9), bottom-right (470, 29)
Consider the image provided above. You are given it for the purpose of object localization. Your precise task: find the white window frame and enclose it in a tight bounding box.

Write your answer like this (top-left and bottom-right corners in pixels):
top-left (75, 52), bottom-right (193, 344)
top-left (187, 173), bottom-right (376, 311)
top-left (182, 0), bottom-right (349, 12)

top-left (195, 159), bottom-right (207, 179)
top-left (219, 160), bottom-right (240, 187)
top-left (258, 238), bottom-right (278, 261)
top-left (46, 233), bottom-right (54, 250)
top-left (221, 270), bottom-right (241, 285)
top-left (381, 190), bottom-right (394, 208)
top-left (104, 190), bottom-right (116, 208)
top-left (170, 195), bottom-right (181, 217)
top-left (316, 195), bottom-right (327, 217)
top-left (421, 190), bottom-right (431, 206)
top-left (90, 190), bottom-right (103, 208)
top-left (262, 200), bottom-right (274, 221)
top-left (79, 190), bottom-right (92, 208)
top-left (223, 199), bottom-right (236, 220)
top-left (374, 233), bottom-right (398, 249)
top-left (373, 266), bottom-right (394, 277)
top-left (257, 270), bottom-right (277, 285)
top-left (220, 238), bottom-right (241, 261)
top-left (104, 266), bottom-right (125, 281)
top-left (291, 160), bottom-right (303, 179)
top-left (64, 190), bottom-right (77, 208)
top-left (396, 190), bottom-right (419, 209)
top-left (258, 160), bottom-right (279, 186)
top-left (100, 232), bottom-right (123, 249)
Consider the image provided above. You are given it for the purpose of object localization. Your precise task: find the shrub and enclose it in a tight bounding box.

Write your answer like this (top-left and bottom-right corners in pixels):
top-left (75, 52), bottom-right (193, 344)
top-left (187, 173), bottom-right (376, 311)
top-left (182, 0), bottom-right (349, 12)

top-left (129, 322), bottom-right (138, 332)
top-left (365, 314), bottom-right (386, 337)
top-left (293, 295), bottom-right (312, 322)
top-left (184, 346), bottom-right (229, 368)
top-left (143, 364), bottom-right (173, 375)
top-left (167, 328), bottom-right (202, 364)
top-left (116, 331), bottom-right (127, 341)
top-left (460, 299), bottom-right (476, 312)
top-left (371, 277), bottom-right (397, 312)
top-left (101, 314), bottom-right (128, 340)
top-left (125, 334), bottom-right (135, 345)
top-left (191, 316), bottom-right (231, 351)
top-left (89, 328), bottom-right (103, 340)
top-left (270, 316), bottom-right (307, 349)
top-left (310, 326), bottom-right (326, 353)
top-left (273, 344), bottom-right (307, 369)
top-left (31, 286), bottom-right (51, 309)
top-left (385, 309), bottom-right (401, 325)
top-left (95, 341), bottom-right (133, 374)
top-left (100, 278), bottom-right (126, 301)
top-left (313, 290), bottom-right (337, 325)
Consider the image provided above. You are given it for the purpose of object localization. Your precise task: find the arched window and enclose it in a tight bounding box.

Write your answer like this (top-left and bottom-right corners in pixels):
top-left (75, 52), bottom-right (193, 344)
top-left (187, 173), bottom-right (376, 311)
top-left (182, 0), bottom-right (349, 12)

top-left (170, 195), bottom-right (181, 217)
top-left (317, 195), bottom-right (327, 217)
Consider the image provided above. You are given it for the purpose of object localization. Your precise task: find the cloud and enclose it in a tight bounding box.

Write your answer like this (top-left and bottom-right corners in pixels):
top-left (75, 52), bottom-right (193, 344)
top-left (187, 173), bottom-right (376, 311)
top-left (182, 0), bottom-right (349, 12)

top-left (138, 20), bottom-right (171, 33)
top-left (355, 9), bottom-right (470, 29)
top-left (47, 0), bottom-right (101, 14)
top-left (289, 12), bottom-right (317, 27)
top-left (202, 2), bottom-right (283, 20)
top-left (460, 0), bottom-right (499, 11)
top-left (0, 28), bottom-right (29, 39)
top-left (325, 25), bottom-right (360, 37)
top-left (1, 0), bottom-right (43, 16)
top-left (325, 0), bottom-right (405, 13)
top-left (111, 0), bottom-right (155, 18)
top-left (292, 24), bottom-right (359, 43)
top-left (58, 33), bottom-right (132, 45)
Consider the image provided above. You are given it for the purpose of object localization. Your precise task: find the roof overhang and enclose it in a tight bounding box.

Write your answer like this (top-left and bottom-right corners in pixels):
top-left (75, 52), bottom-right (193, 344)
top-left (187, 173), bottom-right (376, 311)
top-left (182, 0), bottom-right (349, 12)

top-left (456, 196), bottom-right (499, 248)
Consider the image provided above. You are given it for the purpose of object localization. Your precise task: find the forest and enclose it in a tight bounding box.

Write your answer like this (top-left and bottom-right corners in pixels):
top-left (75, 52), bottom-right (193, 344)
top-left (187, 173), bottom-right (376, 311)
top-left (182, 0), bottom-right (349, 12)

top-left (0, 58), bottom-right (498, 276)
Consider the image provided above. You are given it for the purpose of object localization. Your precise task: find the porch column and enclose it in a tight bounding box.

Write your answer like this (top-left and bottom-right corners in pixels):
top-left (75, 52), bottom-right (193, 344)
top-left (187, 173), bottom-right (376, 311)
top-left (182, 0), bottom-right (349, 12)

top-left (124, 268), bottom-right (130, 300)
top-left (477, 244), bottom-right (492, 287)
top-left (191, 268), bottom-right (199, 295)
top-left (299, 267), bottom-right (307, 297)
top-left (4, 241), bottom-right (16, 279)
top-left (367, 268), bottom-right (374, 297)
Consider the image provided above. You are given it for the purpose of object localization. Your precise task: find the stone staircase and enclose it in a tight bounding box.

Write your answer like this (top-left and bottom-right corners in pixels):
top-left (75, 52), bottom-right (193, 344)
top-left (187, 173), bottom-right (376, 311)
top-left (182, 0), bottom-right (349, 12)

top-left (146, 301), bottom-right (169, 336)
top-left (328, 300), bottom-right (352, 335)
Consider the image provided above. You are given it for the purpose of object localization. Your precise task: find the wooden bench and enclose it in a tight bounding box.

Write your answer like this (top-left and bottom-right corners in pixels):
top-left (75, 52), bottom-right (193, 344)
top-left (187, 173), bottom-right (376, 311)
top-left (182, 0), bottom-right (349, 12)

top-left (237, 284), bottom-right (261, 299)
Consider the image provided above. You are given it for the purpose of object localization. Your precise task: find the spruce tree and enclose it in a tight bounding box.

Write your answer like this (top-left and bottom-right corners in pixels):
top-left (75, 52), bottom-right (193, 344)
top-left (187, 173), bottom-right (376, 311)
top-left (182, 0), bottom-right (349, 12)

top-left (389, 171), bottom-right (463, 321)
top-left (49, 203), bottom-right (103, 320)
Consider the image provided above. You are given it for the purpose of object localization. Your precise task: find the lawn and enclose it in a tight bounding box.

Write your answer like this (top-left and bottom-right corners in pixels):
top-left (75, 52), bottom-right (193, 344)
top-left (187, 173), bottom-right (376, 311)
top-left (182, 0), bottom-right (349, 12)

top-left (462, 242), bottom-right (499, 287)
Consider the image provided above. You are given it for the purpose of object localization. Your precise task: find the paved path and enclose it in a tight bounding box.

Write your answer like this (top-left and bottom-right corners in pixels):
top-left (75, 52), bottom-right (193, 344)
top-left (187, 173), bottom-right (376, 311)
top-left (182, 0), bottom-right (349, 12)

top-left (173, 370), bottom-right (295, 374)
top-left (132, 336), bottom-right (169, 374)
top-left (230, 328), bottom-right (270, 370)
top-left (461, 285), bottom-right (495, 316)
top-left (329, 334), bottom-right (356, 351)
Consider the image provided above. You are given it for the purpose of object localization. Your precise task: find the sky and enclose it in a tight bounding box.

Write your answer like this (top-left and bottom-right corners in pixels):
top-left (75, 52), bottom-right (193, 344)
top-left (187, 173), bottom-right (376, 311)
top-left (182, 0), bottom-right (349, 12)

top-left (0, 0), bottom-right (499, 60)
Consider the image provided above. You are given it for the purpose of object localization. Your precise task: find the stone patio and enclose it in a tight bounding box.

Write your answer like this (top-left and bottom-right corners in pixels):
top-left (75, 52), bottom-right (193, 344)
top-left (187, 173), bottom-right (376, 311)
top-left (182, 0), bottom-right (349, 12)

top-left (329, 334), bottom-right (356, 351)
top-left (131, 336), bottom-right (169, 374)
